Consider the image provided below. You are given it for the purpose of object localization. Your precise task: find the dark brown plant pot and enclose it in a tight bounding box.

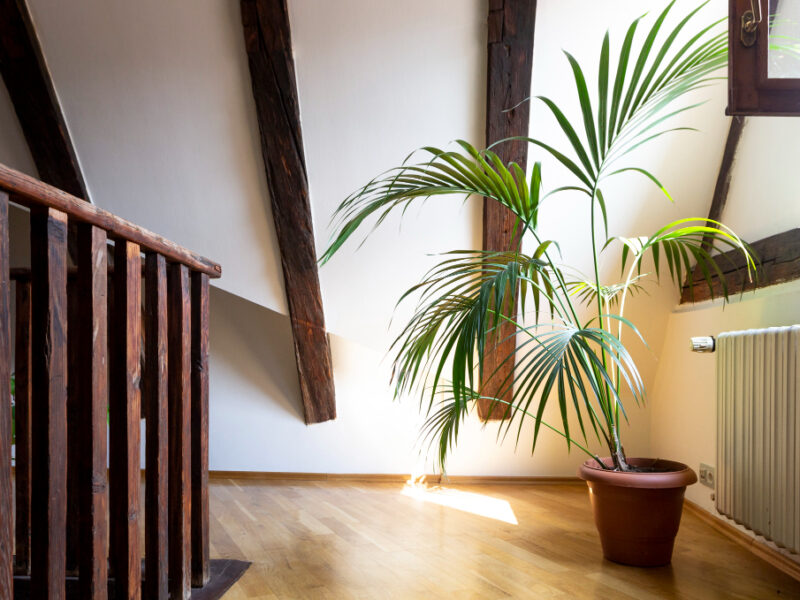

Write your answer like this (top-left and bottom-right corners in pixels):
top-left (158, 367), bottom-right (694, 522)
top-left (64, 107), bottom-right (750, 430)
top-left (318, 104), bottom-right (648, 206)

top-left (578, 457), bottom-right (697, 567)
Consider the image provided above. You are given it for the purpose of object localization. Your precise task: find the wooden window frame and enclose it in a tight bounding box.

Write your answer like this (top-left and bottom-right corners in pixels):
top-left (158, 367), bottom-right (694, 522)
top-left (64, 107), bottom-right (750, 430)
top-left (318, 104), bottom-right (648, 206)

top-left (729, 0), bottom-right (800, 115)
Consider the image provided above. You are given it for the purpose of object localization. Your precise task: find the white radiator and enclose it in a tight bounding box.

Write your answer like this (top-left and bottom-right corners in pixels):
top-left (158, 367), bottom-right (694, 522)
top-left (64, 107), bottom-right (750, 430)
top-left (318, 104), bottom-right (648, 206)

top-left (716, 325), bottom-right (800, 552)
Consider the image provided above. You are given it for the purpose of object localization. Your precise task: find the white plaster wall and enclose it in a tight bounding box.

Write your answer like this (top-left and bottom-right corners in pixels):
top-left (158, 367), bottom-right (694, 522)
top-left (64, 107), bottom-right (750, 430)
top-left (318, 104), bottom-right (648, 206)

top-left (292, 0), bottom-right (486, 350)
top-left (650, 117), bottom-right (800, 520)
top-left (206, 0), bottom-right (734, 475)
top-left (208, 287), bottom-right (617, 476)
top-left (0, 80), bottom-right (37, 176)
top-left (519, 0), bottom-right (731, 459)
top-left (0, 0), bottom-right (770, 476)
top-left (24, 0), bottom-right (287, 312)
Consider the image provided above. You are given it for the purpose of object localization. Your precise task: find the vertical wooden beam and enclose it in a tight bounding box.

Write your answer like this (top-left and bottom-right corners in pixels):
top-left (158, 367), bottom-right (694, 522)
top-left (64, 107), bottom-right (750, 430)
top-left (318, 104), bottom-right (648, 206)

top-left (144, 253), bottom-right (169, 600)
top-left (0, 0), bottom-right (89, 199)
top-left (13, 277), bottom-right (32, 576)
top-left (481, 0), bottom-right (537, 419)
top-left (240, 0), bottom-right (336, 424)
top-left (30, 206), bottom-right (68, 600)
top-left (191, 272), bottom-right (210, 587)
top-left (0, 193), bottom-right (13, 600)
top-left (168, 264), bottom-right (191, 600)
top-left (76, 223), bottom-right (109, 600)
top-left (109, 240), bottom-right (141, 600)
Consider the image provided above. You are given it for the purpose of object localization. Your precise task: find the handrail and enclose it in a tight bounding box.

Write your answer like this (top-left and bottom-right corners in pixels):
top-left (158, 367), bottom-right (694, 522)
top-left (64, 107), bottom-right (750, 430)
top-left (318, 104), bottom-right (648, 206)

top-left (0, 162), bottom-right (222, 278)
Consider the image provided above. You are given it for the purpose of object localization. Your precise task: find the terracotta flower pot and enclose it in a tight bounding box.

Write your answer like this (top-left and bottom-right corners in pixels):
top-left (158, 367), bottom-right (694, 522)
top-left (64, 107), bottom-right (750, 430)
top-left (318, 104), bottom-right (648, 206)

top-left (578, 457), bottom-right (697, 567)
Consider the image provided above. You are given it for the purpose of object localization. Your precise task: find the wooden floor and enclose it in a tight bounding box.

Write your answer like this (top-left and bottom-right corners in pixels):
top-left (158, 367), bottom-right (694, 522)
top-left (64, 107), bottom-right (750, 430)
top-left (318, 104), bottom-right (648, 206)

top-left (208, 479), bottom-right (800, 599)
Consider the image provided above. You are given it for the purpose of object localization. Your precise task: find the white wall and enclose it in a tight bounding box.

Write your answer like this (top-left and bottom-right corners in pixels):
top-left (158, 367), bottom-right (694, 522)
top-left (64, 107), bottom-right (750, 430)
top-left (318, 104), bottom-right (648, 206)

top-left (292, 0), bottom-right (486, 350)
top-left (519, 0), bottom-right (731, 460)
top-left (24, 0), bottom-right (287, 312)
top-left (3, 0), bottom-right (782, 477)
top-left (650, 117), bottom-right (800, 520)
top-left (206, 0), bottom-right (734, 475)
top-left (0, 80), bottom-right (37, 177)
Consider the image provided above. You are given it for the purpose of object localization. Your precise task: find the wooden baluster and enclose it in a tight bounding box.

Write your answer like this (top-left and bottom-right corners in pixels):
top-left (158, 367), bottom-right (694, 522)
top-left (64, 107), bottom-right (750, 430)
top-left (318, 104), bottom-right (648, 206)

top-left (66, 276), bottom-right (80, 574)
top-left (110, 240), bottom-right (142, 599)
top-left (168, 264), bottom-right (191, 600)
top-left (191, 272), bottom-right (210, 587)
top-left (30, 206), bottom-right (68, 600)
top-left (13, 276), bottom-right (32, 576)
top-left (0, 193), bottom-right (13, 599)
top-left (144, 253), bottom-right (169, 599)
top-left (76, 224), bottom-right (109, 599)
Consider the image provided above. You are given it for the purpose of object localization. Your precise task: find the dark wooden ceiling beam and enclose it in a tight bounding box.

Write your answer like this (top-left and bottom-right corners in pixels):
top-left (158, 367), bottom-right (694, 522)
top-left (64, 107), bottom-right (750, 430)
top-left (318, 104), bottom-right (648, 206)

top-left (702, 116), bottom-right (747, 247)
top-left (480, 0), bottom-right (536, 420)
top-left (680, 116), bottom-right (745, 302)
top-left (240, 0), bottom-right (335, 424)
top-left (681, 228), bottom-right (800, 303)
top-left (0, 0), bottom-right (89, 201)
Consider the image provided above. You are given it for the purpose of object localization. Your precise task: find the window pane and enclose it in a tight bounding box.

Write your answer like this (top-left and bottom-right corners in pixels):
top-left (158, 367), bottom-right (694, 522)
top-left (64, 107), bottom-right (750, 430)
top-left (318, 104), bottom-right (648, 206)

top-left (769, 0), bottom-right (800, 78)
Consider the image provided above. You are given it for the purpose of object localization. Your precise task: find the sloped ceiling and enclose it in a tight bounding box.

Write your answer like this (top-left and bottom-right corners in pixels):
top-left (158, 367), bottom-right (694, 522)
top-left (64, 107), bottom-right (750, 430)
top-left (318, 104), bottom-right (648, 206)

top-left (2, 0), bottom-right (733, 358)
top-left (20, 0), bottom-right (287, 313)
top-left (4, 0), bottom-right (778, 476)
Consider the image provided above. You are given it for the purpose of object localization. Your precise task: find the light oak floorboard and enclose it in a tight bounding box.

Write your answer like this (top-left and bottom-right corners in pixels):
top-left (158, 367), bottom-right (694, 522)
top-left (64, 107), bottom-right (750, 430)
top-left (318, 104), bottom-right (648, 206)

top-left (207, 480), bottom-right (800, 599)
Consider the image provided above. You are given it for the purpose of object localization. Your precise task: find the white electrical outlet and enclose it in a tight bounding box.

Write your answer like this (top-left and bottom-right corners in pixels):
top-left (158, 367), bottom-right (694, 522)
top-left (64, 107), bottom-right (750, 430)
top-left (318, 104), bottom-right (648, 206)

top-left (699, 463), bottom-right (716, 489)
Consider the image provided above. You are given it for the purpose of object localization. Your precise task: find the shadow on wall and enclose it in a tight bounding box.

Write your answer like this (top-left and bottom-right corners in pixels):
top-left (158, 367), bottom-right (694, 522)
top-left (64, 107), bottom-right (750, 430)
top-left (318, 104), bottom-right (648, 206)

top-left (209, 286), bottom-right (303, 420)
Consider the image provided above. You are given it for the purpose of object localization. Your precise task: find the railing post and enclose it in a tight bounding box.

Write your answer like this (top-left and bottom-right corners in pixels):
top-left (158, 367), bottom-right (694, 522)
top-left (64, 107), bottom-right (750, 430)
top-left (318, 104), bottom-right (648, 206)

top-left (110, 240), bottom-right (142, 600)
top-left (145, 253), bottom-right (169, 600)
top-left (66, 276), bottom-right (80, 574)
top-left (76, 224), bottom-right (109, 599)
top-left (0, 192), bottom-right (13, 599)
top-left (13, 275), bottom-right (32, 577)
top-left (168, 263), bottom-right (191, 600)
top-left (30, 206), bottom-right (69, 600)
top-left (191, 271), bottom-right (210, 587)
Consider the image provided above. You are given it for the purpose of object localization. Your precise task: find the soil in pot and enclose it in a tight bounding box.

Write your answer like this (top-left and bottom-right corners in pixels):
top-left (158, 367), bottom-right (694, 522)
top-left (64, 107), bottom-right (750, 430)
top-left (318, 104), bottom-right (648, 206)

top-left (578, 457), bottom-right (697, 567)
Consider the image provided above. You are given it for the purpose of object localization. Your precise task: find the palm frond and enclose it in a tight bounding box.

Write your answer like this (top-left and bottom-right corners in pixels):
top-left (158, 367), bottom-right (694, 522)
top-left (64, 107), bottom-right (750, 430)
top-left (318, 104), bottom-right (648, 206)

top-left (566, 273), bottom-right (649, 308)
top-left (534, 1), bottom-right (726, 187)
top-left (389, 247), bottom-right (564, 408)
top-left (320, 141), bottom-right (540, 265)
top-left (615, 218), bottom-right (758, 302)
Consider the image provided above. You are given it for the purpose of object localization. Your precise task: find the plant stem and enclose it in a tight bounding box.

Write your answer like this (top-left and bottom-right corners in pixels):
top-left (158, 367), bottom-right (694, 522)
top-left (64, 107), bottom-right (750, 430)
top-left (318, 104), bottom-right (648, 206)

top-left (611, 424), bottom-right (630, 471)
top-left (589, 187), bottom-right (617, 460)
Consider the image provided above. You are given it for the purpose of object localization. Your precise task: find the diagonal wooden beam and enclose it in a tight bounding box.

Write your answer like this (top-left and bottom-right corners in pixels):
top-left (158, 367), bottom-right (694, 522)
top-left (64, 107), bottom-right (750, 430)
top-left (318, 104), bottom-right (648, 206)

top-left (681, 115), bottom-right (747, 303)
top-left (702, 116), bottom-right (747, 246)
top-left (480, 0), bottom-right (536, 420)
top-left (681, 228), bottom-right (800, 303)
top-left (0, 0), bottom-right (89, 201)
top-left (240, 0), bottom-right (336, 424)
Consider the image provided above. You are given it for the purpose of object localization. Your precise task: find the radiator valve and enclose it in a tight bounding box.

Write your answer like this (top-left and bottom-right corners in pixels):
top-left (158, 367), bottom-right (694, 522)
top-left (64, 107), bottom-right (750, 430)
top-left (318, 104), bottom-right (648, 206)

top-left (690, 336), bottom-right (716, 353)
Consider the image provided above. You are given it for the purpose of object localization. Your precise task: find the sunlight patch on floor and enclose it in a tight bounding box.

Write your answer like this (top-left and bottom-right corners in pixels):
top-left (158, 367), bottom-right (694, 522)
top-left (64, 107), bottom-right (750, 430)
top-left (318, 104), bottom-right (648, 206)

top-left (401, 484), bottom-right (518, 524)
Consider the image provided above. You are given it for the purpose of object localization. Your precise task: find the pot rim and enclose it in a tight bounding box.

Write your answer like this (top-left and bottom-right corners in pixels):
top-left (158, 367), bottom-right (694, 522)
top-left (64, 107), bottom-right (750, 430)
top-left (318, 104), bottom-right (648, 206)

top-left (578, 457), bottom-right (698, 489)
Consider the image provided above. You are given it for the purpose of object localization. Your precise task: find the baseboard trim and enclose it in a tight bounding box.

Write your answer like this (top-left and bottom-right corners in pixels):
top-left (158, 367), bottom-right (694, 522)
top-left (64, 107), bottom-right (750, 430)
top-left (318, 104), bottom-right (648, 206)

top-left (684, 499), bottom-right (800, 582)
top-left (208, 470), bottom-right (582, 485)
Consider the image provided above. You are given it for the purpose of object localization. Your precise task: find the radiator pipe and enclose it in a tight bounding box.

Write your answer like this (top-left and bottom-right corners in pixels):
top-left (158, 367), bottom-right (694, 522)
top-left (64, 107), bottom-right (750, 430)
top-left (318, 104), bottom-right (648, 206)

top-left (690, 336), bottom-right (716, 353)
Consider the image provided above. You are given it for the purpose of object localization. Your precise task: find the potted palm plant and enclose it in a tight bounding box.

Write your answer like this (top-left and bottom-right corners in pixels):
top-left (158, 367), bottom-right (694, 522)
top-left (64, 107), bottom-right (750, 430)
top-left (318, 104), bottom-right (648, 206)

top-left (321, 2), bottom-right (755, 566)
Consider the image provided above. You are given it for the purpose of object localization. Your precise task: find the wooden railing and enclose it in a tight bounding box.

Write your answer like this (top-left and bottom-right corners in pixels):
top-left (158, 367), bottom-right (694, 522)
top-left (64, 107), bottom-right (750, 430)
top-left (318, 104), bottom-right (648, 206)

top-left (0, 163), bottom-right (222, 599)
